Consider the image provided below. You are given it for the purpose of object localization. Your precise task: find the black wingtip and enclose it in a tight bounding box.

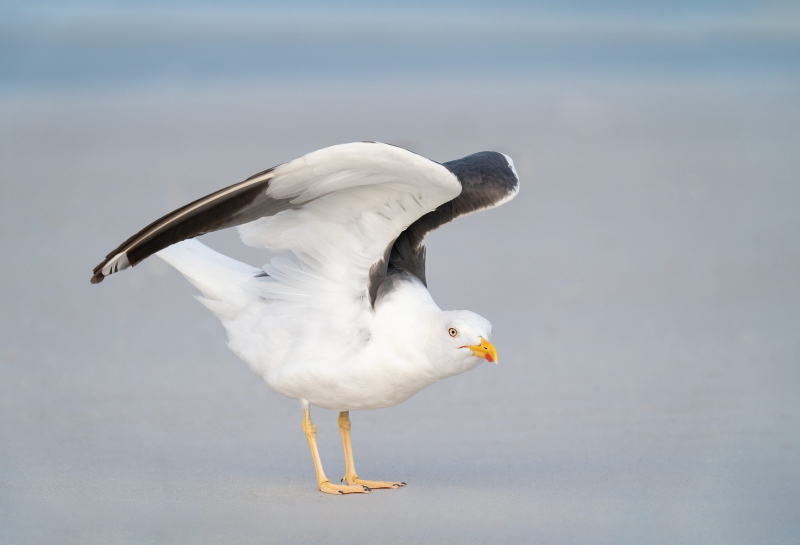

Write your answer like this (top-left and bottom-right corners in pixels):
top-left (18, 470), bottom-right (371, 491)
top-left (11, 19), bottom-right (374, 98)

top-left (90, 272), bottom-right (105, 284)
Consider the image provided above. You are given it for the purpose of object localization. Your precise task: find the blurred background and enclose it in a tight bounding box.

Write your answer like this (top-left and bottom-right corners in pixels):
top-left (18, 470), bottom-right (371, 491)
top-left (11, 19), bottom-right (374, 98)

top-left (1, 1), bottom-right (799, 544)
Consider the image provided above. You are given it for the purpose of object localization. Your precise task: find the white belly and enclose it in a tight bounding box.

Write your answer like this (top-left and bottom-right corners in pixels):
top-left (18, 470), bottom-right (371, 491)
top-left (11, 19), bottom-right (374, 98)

top-left (265, 351), bottom-right (441, 411)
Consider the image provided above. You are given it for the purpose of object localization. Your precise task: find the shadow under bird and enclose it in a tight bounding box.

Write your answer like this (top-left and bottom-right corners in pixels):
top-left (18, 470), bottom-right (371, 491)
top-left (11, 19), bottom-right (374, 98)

top-left (91, 142), bottom-right (519, 494)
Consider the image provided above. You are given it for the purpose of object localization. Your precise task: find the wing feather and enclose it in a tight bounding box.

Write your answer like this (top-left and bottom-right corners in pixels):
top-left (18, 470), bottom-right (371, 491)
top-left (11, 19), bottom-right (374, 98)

top-left (388, 151), bottom-right (520, 286)
top-left (91, 143), bottom-right (460, 285)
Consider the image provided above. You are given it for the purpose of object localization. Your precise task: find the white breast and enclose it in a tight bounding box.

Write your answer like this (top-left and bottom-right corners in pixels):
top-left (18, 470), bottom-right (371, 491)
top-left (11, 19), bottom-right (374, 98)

top-left (265, 277), bottom-right (445, 411)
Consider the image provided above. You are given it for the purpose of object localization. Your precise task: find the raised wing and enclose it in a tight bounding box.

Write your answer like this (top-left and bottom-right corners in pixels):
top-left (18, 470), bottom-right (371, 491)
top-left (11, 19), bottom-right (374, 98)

top-left (388, 151), bottom-right (520, 286)
top-left (91, 142), bottom-right (461, 285)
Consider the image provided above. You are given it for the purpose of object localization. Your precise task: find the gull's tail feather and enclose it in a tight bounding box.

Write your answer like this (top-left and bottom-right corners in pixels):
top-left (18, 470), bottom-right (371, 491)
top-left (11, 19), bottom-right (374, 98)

top-left (158, 239), bottom-right (277, 377)
top-left (157, 240), bottom-right (261, 319)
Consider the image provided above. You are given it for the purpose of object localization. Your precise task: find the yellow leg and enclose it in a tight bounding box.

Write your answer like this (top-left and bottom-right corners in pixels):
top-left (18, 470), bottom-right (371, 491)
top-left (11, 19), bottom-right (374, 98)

top-left (338, 411), bottom-right (406, 490)
top-left (303, 407), bottom-right (368, 495)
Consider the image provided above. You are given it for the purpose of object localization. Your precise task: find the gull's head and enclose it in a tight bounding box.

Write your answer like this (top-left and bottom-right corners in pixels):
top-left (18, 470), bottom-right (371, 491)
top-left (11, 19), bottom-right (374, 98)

top-left (427, 310), bottom-right (497, 378)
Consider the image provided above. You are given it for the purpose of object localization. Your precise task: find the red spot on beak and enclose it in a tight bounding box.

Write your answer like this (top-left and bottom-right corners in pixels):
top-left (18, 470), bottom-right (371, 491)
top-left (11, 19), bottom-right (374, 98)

top-left (484, 353), bottom-right (494, 363)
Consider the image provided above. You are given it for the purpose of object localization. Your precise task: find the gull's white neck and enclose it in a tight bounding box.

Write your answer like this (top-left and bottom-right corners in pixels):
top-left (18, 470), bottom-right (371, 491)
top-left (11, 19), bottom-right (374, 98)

top-left (371, 275), bottom-right (441, 356)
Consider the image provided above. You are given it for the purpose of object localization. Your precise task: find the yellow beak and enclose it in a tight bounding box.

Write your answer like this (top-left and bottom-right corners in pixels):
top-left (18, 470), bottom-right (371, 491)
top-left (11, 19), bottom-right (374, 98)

top-left (462, 337), bottom-right (498, 364)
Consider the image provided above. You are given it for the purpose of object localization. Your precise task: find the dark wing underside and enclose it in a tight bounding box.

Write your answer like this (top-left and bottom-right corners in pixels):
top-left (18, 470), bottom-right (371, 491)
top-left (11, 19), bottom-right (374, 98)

top-left (384, 151), bottom-right (519, 287)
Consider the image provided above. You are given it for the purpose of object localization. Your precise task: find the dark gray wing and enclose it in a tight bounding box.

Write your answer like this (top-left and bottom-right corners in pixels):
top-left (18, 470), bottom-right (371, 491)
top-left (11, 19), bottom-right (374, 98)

top-left (90, 166), bottom-right (286, 283)
top-left (385, 151), bottom-right (519, 287)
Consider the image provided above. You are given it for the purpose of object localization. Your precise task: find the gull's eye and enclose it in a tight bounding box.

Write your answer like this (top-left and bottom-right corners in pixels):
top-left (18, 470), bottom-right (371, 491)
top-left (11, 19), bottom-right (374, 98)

top-left (448, 327), bottom-right (458, 337)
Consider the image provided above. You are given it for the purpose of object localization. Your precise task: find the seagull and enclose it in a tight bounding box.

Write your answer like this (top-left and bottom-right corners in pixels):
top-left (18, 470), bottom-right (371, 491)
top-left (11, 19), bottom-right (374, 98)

top-left (91, 142), bottom-right (519, 494)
